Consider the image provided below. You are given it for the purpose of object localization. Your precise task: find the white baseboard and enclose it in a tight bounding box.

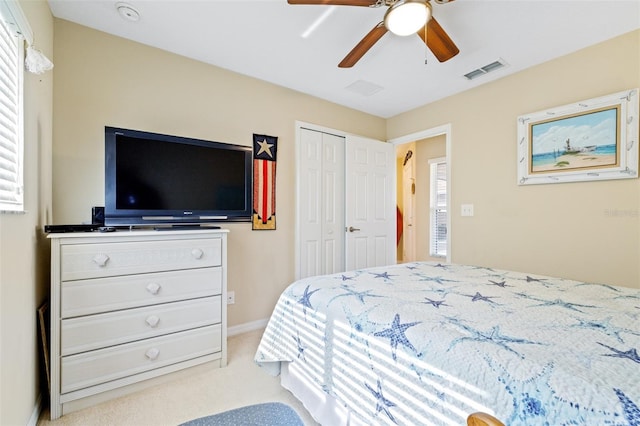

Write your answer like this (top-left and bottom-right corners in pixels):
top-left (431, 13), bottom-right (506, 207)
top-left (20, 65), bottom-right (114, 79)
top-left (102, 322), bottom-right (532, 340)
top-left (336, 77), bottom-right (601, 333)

top-left (228, 318), bottom-right (268, 337)
top-left (28, 393), bottom-right (42, 426)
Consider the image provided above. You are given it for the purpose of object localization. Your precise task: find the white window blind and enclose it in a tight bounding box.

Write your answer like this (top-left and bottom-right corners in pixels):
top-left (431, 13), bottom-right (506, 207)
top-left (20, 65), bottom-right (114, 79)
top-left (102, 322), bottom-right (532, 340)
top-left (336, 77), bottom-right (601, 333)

top-left (0, 2), bottom-right (24, 212)
top-left (429, 158), bottom-right (447, 257)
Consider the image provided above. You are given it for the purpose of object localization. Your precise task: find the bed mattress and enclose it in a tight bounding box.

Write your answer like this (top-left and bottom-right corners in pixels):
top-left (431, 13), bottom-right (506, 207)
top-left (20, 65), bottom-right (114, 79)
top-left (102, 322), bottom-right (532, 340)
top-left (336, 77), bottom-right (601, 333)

top-left (255, 262), bottom-right (640, 425)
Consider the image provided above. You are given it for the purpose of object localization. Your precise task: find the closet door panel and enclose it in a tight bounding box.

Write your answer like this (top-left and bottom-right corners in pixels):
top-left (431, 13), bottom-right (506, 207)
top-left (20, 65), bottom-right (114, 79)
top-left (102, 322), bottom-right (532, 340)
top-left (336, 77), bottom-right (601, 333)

top-left (298, 128), bottom-right (345, 279)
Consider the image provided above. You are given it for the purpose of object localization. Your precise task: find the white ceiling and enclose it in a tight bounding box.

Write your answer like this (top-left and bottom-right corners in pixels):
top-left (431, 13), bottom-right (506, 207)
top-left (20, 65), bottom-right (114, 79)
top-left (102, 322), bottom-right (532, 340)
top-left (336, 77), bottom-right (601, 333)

top-left (47, 0), bottom-right (640, 118)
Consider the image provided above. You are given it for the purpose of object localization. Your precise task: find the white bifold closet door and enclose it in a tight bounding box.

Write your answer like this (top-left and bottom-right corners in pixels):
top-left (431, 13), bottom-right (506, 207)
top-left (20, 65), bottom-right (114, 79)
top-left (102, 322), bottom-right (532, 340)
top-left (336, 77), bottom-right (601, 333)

top-left (297, 127), bottom-right (396, 280)
top-left (298, 128), bottom-right (345, 279)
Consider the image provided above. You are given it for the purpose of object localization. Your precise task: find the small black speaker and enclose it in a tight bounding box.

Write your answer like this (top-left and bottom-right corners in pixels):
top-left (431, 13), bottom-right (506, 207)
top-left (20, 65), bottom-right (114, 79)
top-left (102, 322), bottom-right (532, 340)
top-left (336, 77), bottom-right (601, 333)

top-left (92, 206), bottom-right (105, 225)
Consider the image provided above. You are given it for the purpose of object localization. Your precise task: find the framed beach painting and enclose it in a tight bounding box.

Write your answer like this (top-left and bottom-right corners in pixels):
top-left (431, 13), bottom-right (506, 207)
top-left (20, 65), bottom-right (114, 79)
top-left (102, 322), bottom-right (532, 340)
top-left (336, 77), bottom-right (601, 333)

top-left (517, 88), bottom-right (639, 185)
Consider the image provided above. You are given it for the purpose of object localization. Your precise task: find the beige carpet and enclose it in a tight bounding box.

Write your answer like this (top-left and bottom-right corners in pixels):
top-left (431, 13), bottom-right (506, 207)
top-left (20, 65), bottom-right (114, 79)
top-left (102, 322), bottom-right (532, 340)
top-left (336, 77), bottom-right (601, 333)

top-left (38, 329), bottom-right (319, 426)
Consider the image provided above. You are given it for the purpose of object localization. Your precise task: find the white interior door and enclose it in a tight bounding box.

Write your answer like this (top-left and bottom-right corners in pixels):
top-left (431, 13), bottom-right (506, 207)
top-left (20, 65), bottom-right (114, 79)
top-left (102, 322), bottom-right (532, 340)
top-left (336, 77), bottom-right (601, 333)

top-left (298, 128), bottom-right (345, 279)
top-left (345, 135), bottom-right (396, 270)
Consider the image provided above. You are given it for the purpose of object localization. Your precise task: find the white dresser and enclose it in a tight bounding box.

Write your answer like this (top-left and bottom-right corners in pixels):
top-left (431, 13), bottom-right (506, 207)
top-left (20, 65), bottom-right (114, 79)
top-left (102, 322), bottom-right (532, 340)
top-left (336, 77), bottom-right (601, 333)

top-left (47, 229), bottom-right (228, 419)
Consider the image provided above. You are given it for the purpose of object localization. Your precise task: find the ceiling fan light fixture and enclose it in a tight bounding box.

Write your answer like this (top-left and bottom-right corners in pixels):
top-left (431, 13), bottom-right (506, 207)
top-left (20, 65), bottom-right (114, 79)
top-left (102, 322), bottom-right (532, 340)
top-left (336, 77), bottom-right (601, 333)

top-left (384, 0), bottom-right (431, 37)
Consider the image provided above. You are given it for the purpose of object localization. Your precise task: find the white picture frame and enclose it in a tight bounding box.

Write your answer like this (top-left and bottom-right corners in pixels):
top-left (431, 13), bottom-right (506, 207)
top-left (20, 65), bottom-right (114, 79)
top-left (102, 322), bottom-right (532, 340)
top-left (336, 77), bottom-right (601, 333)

top-left (517, 88), bottom-right (639, 185)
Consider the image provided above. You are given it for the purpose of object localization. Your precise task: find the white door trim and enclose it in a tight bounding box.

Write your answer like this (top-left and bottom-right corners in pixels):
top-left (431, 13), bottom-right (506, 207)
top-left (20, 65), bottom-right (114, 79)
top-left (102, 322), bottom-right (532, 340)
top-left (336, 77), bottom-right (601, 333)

top-left (388, 124), bottom-right (452, 264)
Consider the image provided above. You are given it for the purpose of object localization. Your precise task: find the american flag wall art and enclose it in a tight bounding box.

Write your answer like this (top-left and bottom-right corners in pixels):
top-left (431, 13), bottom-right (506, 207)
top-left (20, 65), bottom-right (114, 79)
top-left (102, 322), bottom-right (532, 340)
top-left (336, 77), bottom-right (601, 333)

top-left (252, 134), bottom-right (277, 230)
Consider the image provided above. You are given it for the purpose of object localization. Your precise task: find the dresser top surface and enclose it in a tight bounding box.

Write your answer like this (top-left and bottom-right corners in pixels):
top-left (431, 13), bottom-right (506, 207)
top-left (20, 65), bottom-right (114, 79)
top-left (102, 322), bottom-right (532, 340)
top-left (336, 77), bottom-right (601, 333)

top-left (47, 228), bottom-right (229, 240)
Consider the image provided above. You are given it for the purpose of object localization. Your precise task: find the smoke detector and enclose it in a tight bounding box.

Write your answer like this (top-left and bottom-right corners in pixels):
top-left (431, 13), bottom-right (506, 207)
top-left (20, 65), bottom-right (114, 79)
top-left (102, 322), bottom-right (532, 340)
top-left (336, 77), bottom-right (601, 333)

top-left (116, 2), bottom-right (140, 22)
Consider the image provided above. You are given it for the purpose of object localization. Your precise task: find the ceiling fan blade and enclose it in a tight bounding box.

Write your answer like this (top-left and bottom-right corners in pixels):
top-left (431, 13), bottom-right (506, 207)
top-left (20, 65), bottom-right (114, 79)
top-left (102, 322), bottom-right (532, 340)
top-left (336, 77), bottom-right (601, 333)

top-left (288, 0), bottom-right (379, 6)
top-left (417, 17), bottom-right (460, 62)
top-left (339, 22), bottom-right (388, 68)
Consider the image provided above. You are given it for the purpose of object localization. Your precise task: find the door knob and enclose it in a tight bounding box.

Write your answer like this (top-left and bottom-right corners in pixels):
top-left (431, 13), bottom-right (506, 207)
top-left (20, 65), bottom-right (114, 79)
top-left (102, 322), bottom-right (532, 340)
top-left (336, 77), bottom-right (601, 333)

top-left (347, 226), bottom-right (361, 232)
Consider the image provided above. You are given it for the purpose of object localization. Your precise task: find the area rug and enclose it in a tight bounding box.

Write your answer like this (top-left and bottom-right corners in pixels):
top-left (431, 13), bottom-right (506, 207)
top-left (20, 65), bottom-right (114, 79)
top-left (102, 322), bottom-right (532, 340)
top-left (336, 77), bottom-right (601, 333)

top-left (179, 402), bottom-right (304, 426)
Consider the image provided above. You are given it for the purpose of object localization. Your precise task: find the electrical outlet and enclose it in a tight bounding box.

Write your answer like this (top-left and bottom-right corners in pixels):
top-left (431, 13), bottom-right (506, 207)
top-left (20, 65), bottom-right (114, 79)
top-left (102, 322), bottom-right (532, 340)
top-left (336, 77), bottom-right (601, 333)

top-left (227, 291), bottom-right (235, 305)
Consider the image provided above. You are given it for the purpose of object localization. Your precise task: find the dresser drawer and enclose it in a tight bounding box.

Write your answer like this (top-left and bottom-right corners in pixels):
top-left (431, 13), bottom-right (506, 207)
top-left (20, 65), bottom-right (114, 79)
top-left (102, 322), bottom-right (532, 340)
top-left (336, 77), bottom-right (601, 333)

top-left (61, 238), bottom-right (222, 281)
top-left (61, 324), bottom-right (222, 394)
top-left (61, 296), bottom-right (222, 356)
top-left (61, 267), bottom-right (222, 318)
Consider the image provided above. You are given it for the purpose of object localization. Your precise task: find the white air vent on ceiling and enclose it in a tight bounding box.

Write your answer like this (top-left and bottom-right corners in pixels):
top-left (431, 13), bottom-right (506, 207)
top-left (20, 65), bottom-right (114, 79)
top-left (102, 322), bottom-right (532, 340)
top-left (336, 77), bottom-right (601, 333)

top-left (464, 59), bottom-right (508, 80)
top-left (345, 80), bottom-right (384, 97)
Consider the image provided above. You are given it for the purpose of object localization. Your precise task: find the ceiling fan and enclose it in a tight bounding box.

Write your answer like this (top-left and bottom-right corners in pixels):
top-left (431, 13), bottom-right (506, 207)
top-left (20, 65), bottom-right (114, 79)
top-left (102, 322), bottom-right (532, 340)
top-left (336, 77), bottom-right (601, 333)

top-left (288, 0), bottom-right (460, 68)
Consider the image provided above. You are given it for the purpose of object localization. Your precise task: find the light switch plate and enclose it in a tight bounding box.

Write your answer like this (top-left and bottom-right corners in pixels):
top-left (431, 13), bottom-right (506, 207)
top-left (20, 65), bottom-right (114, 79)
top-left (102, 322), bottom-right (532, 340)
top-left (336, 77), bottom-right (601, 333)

top-left (461, 204), bottom-right (474, 217)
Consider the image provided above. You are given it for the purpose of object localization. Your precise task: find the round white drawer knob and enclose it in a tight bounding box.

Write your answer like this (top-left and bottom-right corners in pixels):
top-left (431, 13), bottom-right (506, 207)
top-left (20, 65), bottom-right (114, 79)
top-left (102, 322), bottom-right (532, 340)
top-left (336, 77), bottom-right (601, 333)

top-left (92, 253), bottom-right (110, 267)
top-left (145, 315), bottom-right (160, 328)
top-left (146, 282), bottom-right (161, 295)
top-left (145, 348), bottom-right (160, 360)
top-left (191, 248), bottom-right (204, 259)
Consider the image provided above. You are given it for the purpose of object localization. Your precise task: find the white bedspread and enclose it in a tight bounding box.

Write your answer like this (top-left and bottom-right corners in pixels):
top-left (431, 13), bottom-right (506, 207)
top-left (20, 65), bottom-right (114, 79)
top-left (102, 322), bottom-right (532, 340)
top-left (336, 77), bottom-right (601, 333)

top-left (255, 262), bottom-right (640, 425)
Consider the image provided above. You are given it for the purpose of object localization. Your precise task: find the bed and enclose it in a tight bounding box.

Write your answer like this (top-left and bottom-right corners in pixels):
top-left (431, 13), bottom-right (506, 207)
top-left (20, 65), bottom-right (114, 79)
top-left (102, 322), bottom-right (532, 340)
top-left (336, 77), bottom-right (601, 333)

top-left (254, 261), bottom-right (640, 425)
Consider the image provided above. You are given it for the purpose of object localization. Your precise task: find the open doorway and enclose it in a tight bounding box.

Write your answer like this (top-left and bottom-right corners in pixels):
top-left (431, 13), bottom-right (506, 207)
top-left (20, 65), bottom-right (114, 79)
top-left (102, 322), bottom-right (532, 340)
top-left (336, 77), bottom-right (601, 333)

top-left (391, 125), bottom-right (451, 264)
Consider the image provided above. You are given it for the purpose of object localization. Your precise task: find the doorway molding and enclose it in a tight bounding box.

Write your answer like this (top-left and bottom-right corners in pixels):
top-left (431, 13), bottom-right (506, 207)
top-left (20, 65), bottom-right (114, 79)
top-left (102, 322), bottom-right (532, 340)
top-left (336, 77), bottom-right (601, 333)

top-left (388, 124), bottom-right (452, 263)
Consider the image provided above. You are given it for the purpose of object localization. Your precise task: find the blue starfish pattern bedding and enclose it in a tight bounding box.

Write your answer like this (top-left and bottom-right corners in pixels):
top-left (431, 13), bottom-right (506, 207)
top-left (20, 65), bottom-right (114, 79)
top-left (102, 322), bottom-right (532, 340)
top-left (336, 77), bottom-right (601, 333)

top-left (254, 262), bottom-right (640, 425)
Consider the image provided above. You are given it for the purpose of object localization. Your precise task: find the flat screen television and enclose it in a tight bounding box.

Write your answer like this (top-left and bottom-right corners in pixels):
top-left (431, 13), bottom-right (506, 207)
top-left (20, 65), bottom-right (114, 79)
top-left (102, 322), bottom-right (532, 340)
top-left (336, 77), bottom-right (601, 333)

top-left (104, 126), bottom-right (252, 227)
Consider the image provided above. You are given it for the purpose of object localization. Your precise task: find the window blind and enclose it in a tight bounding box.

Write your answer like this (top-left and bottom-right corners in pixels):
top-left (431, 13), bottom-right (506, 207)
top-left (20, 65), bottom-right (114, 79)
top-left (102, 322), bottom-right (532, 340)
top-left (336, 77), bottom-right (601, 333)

top-left (430, 160), bottom-right (447, 257)
top-left (0, 8), bottom-right (24, 212)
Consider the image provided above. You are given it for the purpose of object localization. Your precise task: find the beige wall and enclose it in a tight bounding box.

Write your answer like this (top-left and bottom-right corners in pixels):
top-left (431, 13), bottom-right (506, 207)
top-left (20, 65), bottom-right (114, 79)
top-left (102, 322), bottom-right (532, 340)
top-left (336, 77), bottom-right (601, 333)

top-left (0, 1), bottom-right (53, 424)
top-left (388, 30), bottom-right (640, 289)
top-left (52, 20), bottom-right (386, 330)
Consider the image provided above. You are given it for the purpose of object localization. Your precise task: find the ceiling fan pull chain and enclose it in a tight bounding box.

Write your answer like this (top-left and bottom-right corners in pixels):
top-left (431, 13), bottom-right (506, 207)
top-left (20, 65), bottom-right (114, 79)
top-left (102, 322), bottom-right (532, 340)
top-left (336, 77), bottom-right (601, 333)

top-left (424, 24), bottom-right (428, 65)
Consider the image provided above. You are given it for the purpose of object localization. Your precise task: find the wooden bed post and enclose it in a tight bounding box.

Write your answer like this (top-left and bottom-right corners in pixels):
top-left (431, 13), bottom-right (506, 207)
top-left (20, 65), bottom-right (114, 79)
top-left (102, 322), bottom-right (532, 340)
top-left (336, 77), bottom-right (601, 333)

top-left (467, 412), bottom-right (505, 426)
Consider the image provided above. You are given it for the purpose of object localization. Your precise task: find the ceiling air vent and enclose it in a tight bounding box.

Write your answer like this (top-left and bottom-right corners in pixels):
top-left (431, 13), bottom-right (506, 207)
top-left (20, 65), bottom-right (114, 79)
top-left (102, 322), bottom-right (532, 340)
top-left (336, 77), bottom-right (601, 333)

top-left (464, 59), bottom-right (507, 80)
top-left (345, 80), bottom-right (384, 97)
